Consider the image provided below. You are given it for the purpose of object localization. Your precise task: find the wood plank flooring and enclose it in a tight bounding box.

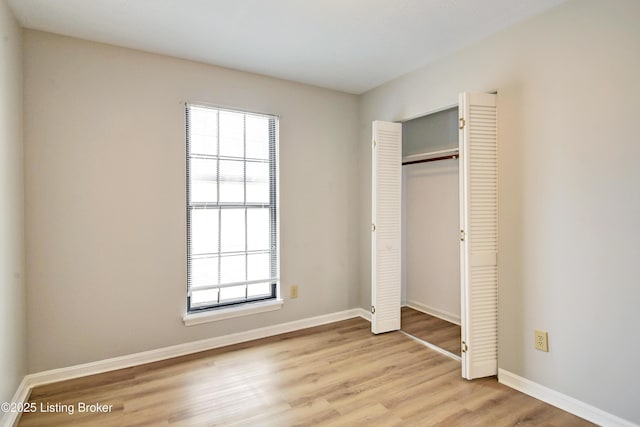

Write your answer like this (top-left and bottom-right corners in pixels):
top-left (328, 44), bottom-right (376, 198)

top-left (19, 317), bottom-right (593, 426)
top-left (401, 306), bottom-right (462, 356)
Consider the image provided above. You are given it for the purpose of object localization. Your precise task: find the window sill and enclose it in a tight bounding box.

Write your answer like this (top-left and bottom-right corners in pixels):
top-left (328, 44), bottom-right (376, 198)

top-left (183, 299), bottom-right (284, 326)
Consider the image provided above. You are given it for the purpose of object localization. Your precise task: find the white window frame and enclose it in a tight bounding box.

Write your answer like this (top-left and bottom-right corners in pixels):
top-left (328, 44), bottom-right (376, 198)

top-left (183, 104), bottom-right (280, 323)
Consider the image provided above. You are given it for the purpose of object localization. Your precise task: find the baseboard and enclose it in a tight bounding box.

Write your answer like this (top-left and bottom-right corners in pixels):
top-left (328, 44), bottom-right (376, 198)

top-left (4, 308), bottom-right (371, 424)
top-left (1, 307), bottom-right (370, 427)
top-left (9, 314), bottom-right (631, 427)
top-left (498, 369), bottom-right (637, 427)
top-left (357, 307), bottom-right (372, 322)
top-left (405, 300), bottom-right (461, 325)
top-left (1, 377), bottom-right (32, 427)
top-left (25, 308), bottom-right (369, 388)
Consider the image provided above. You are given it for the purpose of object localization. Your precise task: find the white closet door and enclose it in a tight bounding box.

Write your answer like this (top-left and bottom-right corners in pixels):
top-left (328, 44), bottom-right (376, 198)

top-left (371, 120), bottom-right (402, 334)
top-left (459, 92), bottom-right (498, 379)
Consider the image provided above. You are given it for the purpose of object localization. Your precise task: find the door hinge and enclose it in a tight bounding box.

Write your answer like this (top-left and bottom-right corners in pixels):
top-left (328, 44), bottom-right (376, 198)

top-left (461, 341), bottom-right (468, 353)
top-left (371, 223), bottom-right (376, 232)
top-left (371, 305), bottom-right (376, 314)
top-left (459, 118), bottom-right (466, 129)
top-left (373, 139), bottom-right (377, 148)
top-left (460, 230), bottom-right (465, 241)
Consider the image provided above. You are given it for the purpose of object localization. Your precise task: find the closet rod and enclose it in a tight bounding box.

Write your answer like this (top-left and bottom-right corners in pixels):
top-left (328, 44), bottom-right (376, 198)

top-left (402, 148), bottom-right (459, 166)
top-left (402, 154), bottom-right (458, 165)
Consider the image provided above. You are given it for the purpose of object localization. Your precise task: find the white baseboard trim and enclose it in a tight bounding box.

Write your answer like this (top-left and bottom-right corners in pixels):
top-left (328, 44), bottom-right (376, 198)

top-left (1, 377), bottom-right (32, 427)
top-left (11, 313), bottom-right (633, 427)
top-left (405, 300), bottom-right (461, 325)
top-left (2, 307), bottom-right (370, 427)
top-left (26, 308), bottom-right (368, 388)
top-left (357, 307), bottom-right (371, 322)
top-left (0, 308), bottom-right (371, 427)
top-left (498, 369), bottom-right (637, 427)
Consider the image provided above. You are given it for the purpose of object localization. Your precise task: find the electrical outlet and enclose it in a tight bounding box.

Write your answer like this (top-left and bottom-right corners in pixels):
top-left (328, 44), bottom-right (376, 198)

top-left (534, 330), bottom-right (549, 352)
top-left (290, 284), bottom-right (298, 299)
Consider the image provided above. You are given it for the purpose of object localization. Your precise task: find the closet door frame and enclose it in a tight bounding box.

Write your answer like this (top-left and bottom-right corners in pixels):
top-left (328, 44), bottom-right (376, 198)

top-left (371, 92), bottom-right (498, 379)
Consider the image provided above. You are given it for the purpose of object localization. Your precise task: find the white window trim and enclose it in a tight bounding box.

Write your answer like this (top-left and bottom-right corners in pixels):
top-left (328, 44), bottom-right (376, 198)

top-left (185, 104), bottom-right (279, 313)
top-left (183, 298), bottom-right (284, 326)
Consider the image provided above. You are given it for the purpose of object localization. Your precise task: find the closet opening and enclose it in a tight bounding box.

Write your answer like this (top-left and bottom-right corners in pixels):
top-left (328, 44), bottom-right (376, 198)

top-left (372, 92), bottom-right (497, 379)
top-left (400, 106), bottom-right (462, 359)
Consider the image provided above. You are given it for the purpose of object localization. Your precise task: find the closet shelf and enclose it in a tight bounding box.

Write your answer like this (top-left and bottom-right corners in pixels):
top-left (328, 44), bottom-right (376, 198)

top-left (402, 148), bottom-right (459, 165)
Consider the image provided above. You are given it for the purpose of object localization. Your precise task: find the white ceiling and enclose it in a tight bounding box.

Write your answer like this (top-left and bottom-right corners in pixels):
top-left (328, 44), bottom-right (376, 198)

top-left (8, 0), bottom-right (567, 94)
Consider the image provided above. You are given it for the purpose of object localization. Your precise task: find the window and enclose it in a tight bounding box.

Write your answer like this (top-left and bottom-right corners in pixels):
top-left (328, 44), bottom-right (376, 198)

top-left (186, 104), bottom-right (278, 313)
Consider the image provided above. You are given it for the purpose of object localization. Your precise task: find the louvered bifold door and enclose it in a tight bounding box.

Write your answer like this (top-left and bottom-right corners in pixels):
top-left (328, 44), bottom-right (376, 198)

top-left (459, 93), bottom-right (498, 379)
top-left (371, 121), bottom-right (402, 334)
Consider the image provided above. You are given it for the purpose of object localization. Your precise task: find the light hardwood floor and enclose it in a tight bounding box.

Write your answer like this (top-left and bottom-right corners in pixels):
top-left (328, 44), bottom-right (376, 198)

top-left (19, 318), bottom-right (593, 426)
top-left (401, 306), bottom-right (462, 356)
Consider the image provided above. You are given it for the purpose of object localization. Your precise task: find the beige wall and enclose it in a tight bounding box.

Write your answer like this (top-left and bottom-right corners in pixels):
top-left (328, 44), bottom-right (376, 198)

top-left (359, 0), bottom-right (640, 423)
top-left (0, 0), bottom-right (25, 408)
top-left (24, 30), bottom-right (360, 373)
top-left (403, 161), bottom-right (460, 321)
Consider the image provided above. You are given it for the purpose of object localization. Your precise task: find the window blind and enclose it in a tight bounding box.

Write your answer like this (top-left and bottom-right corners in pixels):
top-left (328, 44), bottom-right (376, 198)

top-left (186, 104), bottom-right (279, 311)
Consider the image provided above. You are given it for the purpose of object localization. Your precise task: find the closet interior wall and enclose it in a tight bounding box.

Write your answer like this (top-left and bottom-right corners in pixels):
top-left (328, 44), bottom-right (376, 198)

top-left (402, 107), bottom-right (461, 323)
